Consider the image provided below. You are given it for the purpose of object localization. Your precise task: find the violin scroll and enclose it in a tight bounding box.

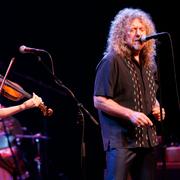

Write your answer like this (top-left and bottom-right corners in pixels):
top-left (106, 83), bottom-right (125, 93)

top-left (38, 103), bottom-right (53, 116)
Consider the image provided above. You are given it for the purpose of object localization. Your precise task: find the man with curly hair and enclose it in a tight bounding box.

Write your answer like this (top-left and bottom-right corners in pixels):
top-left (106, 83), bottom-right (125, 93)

top-left (93, 8), bottom-right (165, 180)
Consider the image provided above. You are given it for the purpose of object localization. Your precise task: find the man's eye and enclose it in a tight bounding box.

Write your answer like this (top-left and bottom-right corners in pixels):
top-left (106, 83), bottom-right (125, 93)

top-left (130, 29), bottom-right (136, 33)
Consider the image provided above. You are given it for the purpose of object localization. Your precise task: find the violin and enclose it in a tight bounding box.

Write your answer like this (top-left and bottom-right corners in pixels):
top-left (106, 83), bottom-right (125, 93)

top-left (0, 75), bottom-right (53, 116)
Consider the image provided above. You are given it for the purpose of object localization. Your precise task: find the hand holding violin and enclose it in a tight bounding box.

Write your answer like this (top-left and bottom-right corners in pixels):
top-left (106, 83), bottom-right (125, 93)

top-left (20, 93), bottom-right (43, 110)
top-left (20, 93), bottom-right (53, 116)
top-left (0, 93), bottom-right (52, 119)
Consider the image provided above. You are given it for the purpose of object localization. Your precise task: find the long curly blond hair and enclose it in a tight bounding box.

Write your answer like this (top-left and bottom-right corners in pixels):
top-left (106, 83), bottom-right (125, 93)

top-left (105, 8), bottom-right (157, 70)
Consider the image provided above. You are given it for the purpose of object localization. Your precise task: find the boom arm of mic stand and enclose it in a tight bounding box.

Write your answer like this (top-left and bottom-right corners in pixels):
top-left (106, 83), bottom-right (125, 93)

top-left (60, 84), bottom-right (99, 125)
top-left (37, 55), bottom-right (99, 125)
top-left (77, 102), bottom-right (99, 125)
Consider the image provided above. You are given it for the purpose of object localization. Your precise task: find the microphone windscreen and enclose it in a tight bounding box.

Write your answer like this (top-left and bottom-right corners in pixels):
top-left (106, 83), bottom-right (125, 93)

top-left (19, 45), bottom-right (27, 53)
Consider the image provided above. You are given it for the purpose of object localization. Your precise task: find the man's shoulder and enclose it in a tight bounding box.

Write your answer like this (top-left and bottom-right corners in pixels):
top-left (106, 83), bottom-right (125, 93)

top-left (96, 52), bottom-right (124, 71)
top-left (102, 52), bottom-right (124, 64)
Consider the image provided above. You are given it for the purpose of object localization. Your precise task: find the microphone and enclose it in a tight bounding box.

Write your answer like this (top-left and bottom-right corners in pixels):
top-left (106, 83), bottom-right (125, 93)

top-left (140, 32), bottom-right (168, 42)
top-left (19, 45), bottom-right (46, 54)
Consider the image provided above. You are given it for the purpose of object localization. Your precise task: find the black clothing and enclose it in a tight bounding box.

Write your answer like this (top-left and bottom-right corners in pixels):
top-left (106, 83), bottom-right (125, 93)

top-left (94, 52), bottom-right (159, 150)
top-left (105, 147), bottom-right (156, 180)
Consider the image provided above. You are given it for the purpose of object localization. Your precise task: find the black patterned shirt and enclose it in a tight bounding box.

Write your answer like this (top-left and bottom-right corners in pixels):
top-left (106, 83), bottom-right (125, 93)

top-left (94, 52), bottom-right (159, 150)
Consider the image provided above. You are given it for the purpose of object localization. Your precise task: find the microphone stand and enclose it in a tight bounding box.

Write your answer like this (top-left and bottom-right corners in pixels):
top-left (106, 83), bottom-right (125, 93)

top-left (156, 55), bottom-right (167, 180)
top-left (37, 55), bottom-right (98, 126)
top-left (37, 55), bottom-right (98, 180)
top-left (0, 57), bottom-right (23, 180)
top-left (155, 32), bottom-right (174, 179)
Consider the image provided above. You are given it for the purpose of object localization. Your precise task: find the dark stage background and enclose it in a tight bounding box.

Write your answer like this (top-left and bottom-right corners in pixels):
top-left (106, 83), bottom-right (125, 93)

top-left (0, 0), bottom-right (180, 179)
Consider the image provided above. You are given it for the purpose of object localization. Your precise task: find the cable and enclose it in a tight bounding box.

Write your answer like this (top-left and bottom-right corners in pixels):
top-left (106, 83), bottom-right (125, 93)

top-left (166, 33), bottom-right (180, 110)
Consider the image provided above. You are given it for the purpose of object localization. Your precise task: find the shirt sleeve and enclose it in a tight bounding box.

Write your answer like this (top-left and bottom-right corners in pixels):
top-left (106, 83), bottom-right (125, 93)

top-left (94, 57), bottom-right (118, 98)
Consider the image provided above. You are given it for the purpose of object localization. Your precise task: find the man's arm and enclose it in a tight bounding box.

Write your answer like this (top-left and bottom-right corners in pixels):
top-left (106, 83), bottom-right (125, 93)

top-left (94, 96), bottom-right (153, 126)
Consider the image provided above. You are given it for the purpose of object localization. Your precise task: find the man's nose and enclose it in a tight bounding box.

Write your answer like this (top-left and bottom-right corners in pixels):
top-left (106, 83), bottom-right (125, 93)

top-left (136, 29), bottom-right (141, 36)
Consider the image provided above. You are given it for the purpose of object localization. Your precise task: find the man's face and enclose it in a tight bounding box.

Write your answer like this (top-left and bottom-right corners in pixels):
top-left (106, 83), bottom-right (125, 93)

top-left (126, 18), bottom-right (146, 54)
